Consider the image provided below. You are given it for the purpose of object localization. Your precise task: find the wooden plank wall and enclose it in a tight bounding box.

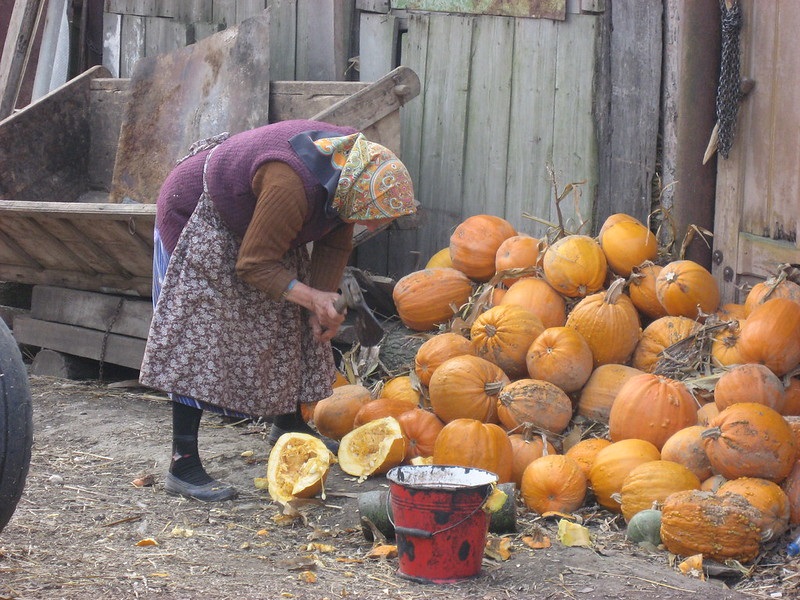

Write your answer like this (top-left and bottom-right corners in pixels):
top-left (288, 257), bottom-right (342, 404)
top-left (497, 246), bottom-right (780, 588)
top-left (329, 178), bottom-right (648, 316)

top-left (354, 9), bottom-right (604, 278)
top-left (102, 0), bottom-right (356, 81)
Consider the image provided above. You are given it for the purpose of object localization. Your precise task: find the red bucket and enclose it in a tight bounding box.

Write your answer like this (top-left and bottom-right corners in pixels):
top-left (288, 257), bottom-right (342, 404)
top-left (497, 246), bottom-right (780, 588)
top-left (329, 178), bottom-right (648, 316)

top-left (386, 465), bottom-right (497, 583)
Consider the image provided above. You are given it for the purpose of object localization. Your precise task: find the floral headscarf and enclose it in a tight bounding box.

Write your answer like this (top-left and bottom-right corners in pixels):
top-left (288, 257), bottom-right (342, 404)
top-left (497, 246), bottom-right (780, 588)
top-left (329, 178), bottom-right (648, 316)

top-left (289, 130), bottom-right (416, 222)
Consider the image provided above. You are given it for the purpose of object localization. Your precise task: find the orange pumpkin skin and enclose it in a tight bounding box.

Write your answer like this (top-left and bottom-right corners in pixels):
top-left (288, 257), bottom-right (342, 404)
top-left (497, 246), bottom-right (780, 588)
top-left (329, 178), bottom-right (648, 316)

top-left (717, 477), bottom-right (791, 540)
top-left (783, 377), bottom-right (800, 416)
top-left (396, 408), bottom-right (445, 461)
top-left (630, 316), bottom-right (699, 373)
top-left (393, 267), bottom-right (474, 331)
top-left (509, 432), bottom-right (558, 488)
top-left (702, 403), bottom-right (797, 483)
top-left (697, 401), bottom-right (720, 426)
top-left (660, 425), bottom-right (714, 481)
top-left (353, 397), bottom-right (418, 428)
top-left (619, 460), bottom-right (701, 522)
top-left (598, 215), bottom-right (658, 277)
top-left (711, 318), bottom-right (747, 367)
top-left (542, 234), bottom-right (608, 298)
top-left (713, 363), bottom-right (786, 413)
top-left (470, 304), bottom-right (545, 379)
top-left (744, 276), bottom-right (800, 316)
top-left (496, 378), bottom-right (574, 435)
top-left (608, 373), bottom-right (699, 451)
top-left (655, 259), bottom-right (720, 319)
top-left (521, 455), bottom-right (587, 515)
top-left (565, 278), bottom-right (642, 368)
top-left (500, 277), bottom-right (567, 328)
top-left (494, 234), bottom-right (540, 285)
top-left (313, 384), bottom-right (372, 441)
top-left (717, 302), bottom-right (748, 320)
top-left (588, 438), bottom-right (661, 512)
top-left (737, 298), bottom-right (800, 376)
top-left (428, 355), bottom-right (509, 424)
top-left (628, 263), bottom-right (669, 320)
top-left (414, 332), bottom-right (474, 387)
top-left (449, 214), bottom-right (517, 282)
top-left (381, 375), bottom-right (422, 408)
top-left (525, 327), bottom-right (594, 394)
top-left (564, 438), bottom-right (612, 479)
top-left (660, 489), bottom-right (762, 563)
top-left (701, 473), bottom-right (728, 492)
top-left (432, 418), bottom-right (513, 483)
top-left (577, 364), bottom-right (644, 424)
top-left (781, 460), bottom-right (800, 524)
top-left (425, 247), bottom-right (454, 269)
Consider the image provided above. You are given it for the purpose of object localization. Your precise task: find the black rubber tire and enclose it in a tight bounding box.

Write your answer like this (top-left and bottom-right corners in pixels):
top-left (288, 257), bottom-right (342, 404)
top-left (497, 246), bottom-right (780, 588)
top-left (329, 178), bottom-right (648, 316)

top-left (0, 320), bottom-right (33, 534)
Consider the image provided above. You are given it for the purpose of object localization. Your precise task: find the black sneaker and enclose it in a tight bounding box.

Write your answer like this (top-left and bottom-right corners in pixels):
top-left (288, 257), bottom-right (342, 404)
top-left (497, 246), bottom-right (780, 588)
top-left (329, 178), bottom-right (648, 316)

top-left (164, 473), bottom-right (238, 502)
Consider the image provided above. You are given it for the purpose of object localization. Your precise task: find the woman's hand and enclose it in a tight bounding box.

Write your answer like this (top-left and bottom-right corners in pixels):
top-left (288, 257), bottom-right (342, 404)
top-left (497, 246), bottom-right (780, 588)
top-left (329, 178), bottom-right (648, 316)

top-left (282, 281), bottom-right (345, 342)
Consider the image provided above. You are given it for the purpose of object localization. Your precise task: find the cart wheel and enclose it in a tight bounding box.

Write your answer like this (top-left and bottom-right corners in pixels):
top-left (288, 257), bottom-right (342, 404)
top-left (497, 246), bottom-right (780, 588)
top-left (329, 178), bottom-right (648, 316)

top-left (0, 320), bottom-right (32, 533)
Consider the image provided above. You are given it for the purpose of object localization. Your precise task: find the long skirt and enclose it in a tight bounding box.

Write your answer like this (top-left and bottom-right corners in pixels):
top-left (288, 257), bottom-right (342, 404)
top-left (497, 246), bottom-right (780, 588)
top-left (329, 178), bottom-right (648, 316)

top-left (139, 192), bottom-right (336, 418)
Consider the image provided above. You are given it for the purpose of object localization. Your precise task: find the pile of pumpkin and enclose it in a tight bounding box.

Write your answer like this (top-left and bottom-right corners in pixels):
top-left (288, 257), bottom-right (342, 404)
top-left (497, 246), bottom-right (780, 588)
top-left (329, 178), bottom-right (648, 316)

top-left (266, 212), bottom-right (800, 566)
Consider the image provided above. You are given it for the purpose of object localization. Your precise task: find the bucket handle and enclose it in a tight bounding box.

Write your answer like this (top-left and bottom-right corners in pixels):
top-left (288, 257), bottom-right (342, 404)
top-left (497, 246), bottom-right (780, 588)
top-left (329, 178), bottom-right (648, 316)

top-left (386, 484), bottom-right (494, 538)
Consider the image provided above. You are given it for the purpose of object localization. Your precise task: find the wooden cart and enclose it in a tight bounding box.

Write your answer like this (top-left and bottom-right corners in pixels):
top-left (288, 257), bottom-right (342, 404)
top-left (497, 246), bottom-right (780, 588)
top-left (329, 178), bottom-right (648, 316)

top-left (0, 13), bottom-right (419, 373)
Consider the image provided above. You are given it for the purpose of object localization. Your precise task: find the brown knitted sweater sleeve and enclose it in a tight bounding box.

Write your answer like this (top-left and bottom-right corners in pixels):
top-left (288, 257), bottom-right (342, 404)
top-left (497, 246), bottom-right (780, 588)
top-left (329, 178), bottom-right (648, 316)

top-left (236, 161), bottom-right (353, 299)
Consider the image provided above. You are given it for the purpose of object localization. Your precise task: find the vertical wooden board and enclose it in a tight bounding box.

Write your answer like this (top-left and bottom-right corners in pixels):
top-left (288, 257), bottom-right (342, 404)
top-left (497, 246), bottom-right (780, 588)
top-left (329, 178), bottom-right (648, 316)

top-left (212, 0), bottom-right (238, 25)
top-left (237, 0), bottom-right (268, 21)
top-left (88, 80), bottom-right (128, 191)
top-left (359, 13), bottom-right (398, 82)
top-left (102, 12), bottom-right (122, 77)
top-left (550, 13), bottom-right (598, 234)
top-left (174, 0), bottom-right (212, 22)
top-left (144, 16), bottom-right (193, 57)
top-left (768, 3), bottom-right (800, 244)
top-left (415, 15), bottom-right (473, 260)
top-left (119, 15), bottom-right (145, 78)
top-left (296, 0), bottom-right (335, 79)
top-left (739, 1), bottom-right (776, 238)
top-left (506, 17), bottom-right (558, 238)
top-left (461, 16), bottom-right (514, 221)
top-left (267, 0), bottom-right (297, 79)
top-left (399, 13), bottom-right (428, 192)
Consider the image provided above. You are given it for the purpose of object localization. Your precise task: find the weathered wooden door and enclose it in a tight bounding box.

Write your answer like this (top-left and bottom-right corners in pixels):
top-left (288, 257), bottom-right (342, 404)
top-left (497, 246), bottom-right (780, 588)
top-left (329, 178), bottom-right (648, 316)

top-left (713, 0), bottom-right (800, 303)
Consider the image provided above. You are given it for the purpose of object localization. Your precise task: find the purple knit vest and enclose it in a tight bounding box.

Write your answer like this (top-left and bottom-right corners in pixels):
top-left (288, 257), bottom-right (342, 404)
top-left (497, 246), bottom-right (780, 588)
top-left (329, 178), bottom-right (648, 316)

top-left (155, 119), bottom-right (357, 254)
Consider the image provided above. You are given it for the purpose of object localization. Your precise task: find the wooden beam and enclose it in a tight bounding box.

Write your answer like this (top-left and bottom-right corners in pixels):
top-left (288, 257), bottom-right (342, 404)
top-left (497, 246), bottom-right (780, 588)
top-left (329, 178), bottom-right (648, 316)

top-left (0, 0), bottom-right (46, 119)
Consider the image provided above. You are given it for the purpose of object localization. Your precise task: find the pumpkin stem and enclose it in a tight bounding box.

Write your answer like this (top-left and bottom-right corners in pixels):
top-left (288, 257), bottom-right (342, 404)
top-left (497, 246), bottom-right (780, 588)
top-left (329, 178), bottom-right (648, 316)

top-left (484, 380), bottom-right (505, 396)
top-left (700, 426), bottom-right (721, 441)
top-left (603, 277), bottom-right (628, 304)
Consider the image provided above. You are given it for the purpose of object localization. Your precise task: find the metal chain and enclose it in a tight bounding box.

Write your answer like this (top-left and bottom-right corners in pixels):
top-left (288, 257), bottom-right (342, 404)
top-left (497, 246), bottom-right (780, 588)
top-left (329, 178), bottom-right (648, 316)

top-left (99, 299), bottom-right (124, 382)
top-left (716, 0), bottom-right (743, 159)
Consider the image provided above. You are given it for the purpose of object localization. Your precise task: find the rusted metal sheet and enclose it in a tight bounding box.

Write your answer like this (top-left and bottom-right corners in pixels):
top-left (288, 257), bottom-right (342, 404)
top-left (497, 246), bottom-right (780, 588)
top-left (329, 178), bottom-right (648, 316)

top-left (109, 12), bottom-right (272, 204)
top-left (393, 0), bottom-right (566, 20)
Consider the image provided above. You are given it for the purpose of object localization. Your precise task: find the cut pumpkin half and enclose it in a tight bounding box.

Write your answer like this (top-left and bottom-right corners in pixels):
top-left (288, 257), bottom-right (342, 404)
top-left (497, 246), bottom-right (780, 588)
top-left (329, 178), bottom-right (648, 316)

top-left (338, 416), bottom-right (406, 479)
top-left (263, 432), bottom-right (336, 504)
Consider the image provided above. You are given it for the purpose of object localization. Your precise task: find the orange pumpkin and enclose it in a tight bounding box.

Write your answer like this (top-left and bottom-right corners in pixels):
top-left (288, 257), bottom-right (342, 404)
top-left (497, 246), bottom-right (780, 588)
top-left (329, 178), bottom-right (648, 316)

top-left (432, 418), bottom-right (514, 483)
top-left (744, 275), bottom-right (800, 316)
top-left (525, 327), bottom-right (594, 393)
top-left (713, 362), bottom-right (786, 413)
top-left (576, 363), bottom-right (644, 424)
top-left (598, 214), bottom-right (658, 277)
top-left (737, 297), bottom-right (800, 376)
top-left (655, 259), bottom-right (720, 319)
top-left (564, 278), bottom-right (642, 368)
top-left (710, 318), bottom-right (747, 367)
top-left (470, 304), bottom-right (545, 379)
top-left (702, 402), bottom-right (797, 483)
top-left (660, 489), bottom-right (762, 563)
top-left (500, 277), bottom-right (567, 328)
top-left (619, 460), bottom-right (701, 522)
top-left (425, 247), bottom-right (454, 269)
top-left (381, 375), bottom-right (422, 407)
top-left (313, 384), bottom-right (372, 441)
top-left (392, 267), bottom-right (473, 331)
top-left (520, 455), bottom-right (587, 515)
top-left (589, 438), bottom-right (661, 512)
top-left (696, 401), bottom-right (720, 426)
top-left (630, 316), bottom-right (699, 373)
top-left (496, 378), bottom-right (573, 436)
top-left (564, 437), bottom-right (612, 479)
top-left (396, 408), bottom-right (445, 461)
top-left (701, 473), bottom-right (728, 492)
top-left (782, 377), bottom-right (800, 416)
top-left (628, 262), bottom-right (669, 320)
top-left (716, 302), bottom-right (748, 321)
top-left (352, 397), bottom-right (417, 428)
top-left (542, 234), bottom-right (608, 298)
top-left (609, 373), bottom-right (698, 451)
top-left (660, 425), bottom-right (714, 481)
top-left (449, 214), bottom-right (517, 282)
top-left (428, 354), bottom-right (509, 423)
top-left (781, 460), bottom-right (800, 524)
top-left (717, 477), bottom-right (791, 540)
top-left (494, 234), bottom-right (540, 285)
top-left (508, 430), bottom-right (558, 488)
top-left (414, 332), bottom-right (474, 387)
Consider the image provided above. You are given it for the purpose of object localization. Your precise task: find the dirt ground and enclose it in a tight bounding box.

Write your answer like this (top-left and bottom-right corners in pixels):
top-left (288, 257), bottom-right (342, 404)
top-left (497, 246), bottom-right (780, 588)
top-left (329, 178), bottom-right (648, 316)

top-left (1, 375), bottom-right (799, 600)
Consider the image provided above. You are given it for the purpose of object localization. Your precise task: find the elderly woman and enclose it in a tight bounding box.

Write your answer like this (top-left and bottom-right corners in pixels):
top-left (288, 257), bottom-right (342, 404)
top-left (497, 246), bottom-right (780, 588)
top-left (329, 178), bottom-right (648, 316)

top-left (139, 120), bottom-right (416, 501)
